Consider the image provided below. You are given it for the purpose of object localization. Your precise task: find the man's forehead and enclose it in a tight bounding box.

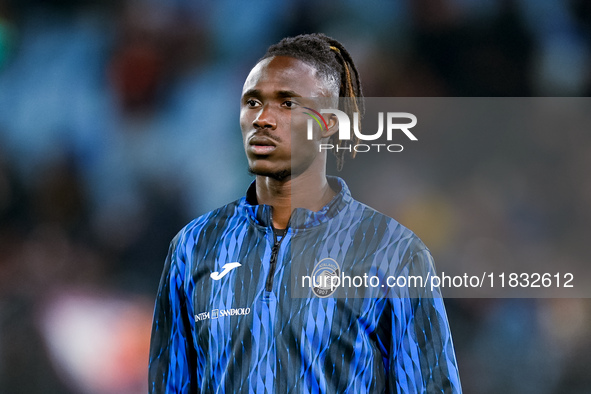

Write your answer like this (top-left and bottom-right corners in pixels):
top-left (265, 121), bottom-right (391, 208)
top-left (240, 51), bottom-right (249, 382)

top-left (242, 56), bottom-right (324, 96)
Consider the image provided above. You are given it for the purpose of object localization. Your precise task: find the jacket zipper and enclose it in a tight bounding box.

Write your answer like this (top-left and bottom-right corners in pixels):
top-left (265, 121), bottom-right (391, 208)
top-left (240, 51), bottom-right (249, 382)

top-left (265, 227), bottom-right (288, 292)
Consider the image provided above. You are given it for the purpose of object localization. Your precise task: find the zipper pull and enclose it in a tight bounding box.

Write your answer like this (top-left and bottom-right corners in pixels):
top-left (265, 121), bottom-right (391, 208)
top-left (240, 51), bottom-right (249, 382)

top-left (270, 244), bottom-right (278, 264)
top-left (265, 230), bottom-right (287, 292)
top-left (266, 235), bottom-right (283, 292)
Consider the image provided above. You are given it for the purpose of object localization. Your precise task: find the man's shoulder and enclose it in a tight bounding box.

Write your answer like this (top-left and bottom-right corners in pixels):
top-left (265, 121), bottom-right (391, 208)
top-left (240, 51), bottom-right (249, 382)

top-left (348, 197), bottom-right (428, 255)
top-left (175, 197), bottom-right (247, 244)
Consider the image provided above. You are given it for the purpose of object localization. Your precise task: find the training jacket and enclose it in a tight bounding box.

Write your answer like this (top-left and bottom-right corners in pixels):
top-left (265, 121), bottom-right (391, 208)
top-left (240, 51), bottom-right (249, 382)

top-left (149, 177), bottom-right (462, 393)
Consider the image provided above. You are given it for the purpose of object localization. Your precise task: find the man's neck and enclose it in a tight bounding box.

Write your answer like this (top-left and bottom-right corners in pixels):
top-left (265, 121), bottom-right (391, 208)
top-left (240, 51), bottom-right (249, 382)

top-left (255, 171), bottom-right (336, 229)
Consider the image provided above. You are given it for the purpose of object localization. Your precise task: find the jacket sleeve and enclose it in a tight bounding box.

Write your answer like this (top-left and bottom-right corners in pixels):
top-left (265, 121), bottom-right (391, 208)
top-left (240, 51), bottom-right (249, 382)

top-left (389, 248), bottom-right (462, 394)
top-left (149, 233), bottom-right (197, 394)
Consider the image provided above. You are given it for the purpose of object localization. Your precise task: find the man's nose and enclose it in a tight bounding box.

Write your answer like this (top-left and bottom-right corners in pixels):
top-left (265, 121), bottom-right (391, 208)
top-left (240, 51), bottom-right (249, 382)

top-left (253, 105), bottom-right (277, 129)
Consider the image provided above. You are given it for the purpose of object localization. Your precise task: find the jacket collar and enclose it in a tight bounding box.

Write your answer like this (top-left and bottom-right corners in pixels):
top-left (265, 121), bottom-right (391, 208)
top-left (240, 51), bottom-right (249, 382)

top-left (243, 176), bottom-right (352, 231)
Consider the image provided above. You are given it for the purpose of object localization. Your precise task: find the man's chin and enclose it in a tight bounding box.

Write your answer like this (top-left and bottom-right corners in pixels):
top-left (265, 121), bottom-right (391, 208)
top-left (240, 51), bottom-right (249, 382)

top-left (248, 167), bottom-right (292, 181)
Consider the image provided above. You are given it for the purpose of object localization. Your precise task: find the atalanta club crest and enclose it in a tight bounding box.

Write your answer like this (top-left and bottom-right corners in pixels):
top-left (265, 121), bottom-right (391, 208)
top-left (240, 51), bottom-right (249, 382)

top-left (311, 258), bottom-right (340, 298)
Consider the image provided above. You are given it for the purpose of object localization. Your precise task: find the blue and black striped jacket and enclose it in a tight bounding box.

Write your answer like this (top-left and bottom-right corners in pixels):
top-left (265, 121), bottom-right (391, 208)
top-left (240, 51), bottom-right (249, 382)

top-left (149, 177), bottom-right (461, 393)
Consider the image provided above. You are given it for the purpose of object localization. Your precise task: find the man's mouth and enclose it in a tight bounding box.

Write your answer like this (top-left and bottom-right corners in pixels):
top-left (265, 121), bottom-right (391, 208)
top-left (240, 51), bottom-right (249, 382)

top-left (248, 136), bottom-right (277, 155)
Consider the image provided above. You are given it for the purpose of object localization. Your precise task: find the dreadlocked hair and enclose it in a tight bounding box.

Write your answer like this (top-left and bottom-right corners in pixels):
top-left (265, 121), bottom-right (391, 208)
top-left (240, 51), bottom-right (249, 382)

top-left (261, 33), bottom-right (364, 171)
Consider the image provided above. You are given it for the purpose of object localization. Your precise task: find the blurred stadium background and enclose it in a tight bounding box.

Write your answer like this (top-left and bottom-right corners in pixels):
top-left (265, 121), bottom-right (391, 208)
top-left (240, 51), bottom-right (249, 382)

top-left (1, 0), bottom-right (590, 393)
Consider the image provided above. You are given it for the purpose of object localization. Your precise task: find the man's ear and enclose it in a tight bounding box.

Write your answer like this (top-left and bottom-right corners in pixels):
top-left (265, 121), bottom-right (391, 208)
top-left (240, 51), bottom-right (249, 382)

top-left (322, 113), bottom-right (339, 139)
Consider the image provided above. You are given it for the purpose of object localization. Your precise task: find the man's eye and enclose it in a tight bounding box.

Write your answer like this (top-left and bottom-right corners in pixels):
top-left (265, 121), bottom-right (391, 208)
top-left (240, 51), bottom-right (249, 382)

top-left (283, 100), bottom-right (295, 108)
top-left (246, 99), bottom-right (259, 107)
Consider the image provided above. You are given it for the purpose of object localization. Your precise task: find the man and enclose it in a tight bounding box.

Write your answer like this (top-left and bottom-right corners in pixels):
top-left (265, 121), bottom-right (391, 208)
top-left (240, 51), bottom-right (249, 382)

top-left (149, 33), bottom-right (461, 393)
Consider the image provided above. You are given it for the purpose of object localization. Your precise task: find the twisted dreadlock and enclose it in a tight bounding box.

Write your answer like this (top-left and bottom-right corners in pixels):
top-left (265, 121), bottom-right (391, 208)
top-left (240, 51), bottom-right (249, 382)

top-left (261, 33), bottom-right (364, 171)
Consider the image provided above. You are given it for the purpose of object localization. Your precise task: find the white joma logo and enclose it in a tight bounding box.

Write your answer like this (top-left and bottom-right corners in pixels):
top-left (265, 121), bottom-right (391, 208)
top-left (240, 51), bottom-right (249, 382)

top-left (210, 262), bottom-right (242, 280)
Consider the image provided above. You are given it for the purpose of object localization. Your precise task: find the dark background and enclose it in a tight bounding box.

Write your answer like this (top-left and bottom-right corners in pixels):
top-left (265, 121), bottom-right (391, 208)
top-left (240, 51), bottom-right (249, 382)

top-left (1, 0), bottom-right (590, 393)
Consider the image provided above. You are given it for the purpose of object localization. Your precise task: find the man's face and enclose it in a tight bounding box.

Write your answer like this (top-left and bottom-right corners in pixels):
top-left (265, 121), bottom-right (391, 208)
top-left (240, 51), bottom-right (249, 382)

top-left (240, 56), bottom-right (332, 180)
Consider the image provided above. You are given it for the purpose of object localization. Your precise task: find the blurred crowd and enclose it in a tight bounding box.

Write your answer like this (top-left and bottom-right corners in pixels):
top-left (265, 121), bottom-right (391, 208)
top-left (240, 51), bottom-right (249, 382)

top-left (0, 0), bottom-right (590, 393)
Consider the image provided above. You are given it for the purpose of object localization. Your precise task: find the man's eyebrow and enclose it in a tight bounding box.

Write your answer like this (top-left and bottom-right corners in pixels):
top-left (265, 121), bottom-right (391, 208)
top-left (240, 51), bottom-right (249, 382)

top-left (242, 89), bottom-right (261, 100)
top-left (276, 90), bottom-right (301, 98)
top-left (241, 89), bottom-right (302, 100)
